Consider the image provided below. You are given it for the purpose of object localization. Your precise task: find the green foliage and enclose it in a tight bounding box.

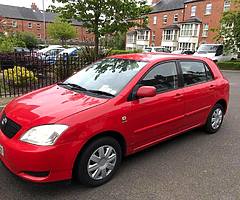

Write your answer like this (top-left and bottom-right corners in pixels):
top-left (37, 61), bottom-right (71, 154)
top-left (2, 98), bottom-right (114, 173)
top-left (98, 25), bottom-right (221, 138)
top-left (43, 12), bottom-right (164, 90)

top-left (47, 18), bottom-right (77, 45)
top-left (0, 37), bottom-right (15, 52)
top-left (19, 32), bottom-right (38, 49)
top-left (217, 0), bottom-right (240, 52)
top-left (3, 66), bottom-right (38, 86)
top-left (79, 47), bottom-right (111, 64)
top-left (109, 49), bottom-right (142, 55)
top-left (50, 0), bottom-right (151, 53)
top-left (217, 61), bottom-right (240, 70)
top-left (101, 32), bottom-right (126, 50)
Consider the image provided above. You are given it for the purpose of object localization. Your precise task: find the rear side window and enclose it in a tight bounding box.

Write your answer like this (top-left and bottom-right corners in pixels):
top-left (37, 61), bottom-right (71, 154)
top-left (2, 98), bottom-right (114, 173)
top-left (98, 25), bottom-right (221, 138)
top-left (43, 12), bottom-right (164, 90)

top-left (140, 62), bottom-right (178, 92)
top-left (180, 61), bottom-right (213, 86)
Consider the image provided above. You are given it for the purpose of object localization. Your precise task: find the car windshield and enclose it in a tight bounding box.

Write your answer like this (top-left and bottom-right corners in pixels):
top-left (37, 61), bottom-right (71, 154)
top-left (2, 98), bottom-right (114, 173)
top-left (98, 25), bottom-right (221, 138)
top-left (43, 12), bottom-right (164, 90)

top-left (63, 58), bottom-right (148, 96)
top-left (197, 45), bottom-right (220, 53)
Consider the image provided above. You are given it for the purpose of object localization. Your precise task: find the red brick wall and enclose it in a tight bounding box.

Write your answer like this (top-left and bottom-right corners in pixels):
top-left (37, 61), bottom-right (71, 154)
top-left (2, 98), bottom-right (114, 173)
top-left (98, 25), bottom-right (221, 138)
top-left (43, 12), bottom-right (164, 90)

top-left (0, 17), bottom-right (94, 43)
top-left (148, 9), bottom-right (184, 46)
top-left (183, 0), bottom-right (228, 44)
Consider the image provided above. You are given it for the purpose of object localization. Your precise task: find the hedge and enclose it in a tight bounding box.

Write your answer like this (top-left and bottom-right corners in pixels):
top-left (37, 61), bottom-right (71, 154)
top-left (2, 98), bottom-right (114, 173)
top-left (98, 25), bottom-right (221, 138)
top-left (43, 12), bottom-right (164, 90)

top-left (109, 49), bottom-right (142, 55)
top-left (217, 61), bottom-right (240, 70)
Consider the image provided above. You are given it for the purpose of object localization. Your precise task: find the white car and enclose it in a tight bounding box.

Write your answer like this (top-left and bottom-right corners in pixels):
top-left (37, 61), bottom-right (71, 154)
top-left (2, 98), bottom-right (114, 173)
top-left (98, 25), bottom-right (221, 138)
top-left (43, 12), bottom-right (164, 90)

top-left (144, 46), bottom-right (171, 53)
top-left (193, 44), bottom-right (237, 62)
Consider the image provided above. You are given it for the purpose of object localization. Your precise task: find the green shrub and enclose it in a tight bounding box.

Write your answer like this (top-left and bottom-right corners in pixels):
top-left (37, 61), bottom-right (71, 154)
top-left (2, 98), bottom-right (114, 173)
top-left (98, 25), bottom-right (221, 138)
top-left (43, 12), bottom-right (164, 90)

top-left (109, 49), bottom-right (142, 55)
top-left (217, 61), bottom-right (240, 70)
top-left (3, 66), bottom-right (38, 86)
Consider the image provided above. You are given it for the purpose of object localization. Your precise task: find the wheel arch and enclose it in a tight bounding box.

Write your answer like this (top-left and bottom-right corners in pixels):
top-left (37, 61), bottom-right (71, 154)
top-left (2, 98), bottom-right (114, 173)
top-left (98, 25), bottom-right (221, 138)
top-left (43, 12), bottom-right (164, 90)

top-left (72, 130), bottom-right (127, 178)
top-left (216, 99), bottom-right (227, 114)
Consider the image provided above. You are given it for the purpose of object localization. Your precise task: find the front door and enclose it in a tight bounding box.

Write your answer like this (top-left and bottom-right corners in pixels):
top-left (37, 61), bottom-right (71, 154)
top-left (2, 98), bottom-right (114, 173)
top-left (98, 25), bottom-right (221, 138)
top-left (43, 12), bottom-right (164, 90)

top-left (128, 61), bottom-right (185, 149)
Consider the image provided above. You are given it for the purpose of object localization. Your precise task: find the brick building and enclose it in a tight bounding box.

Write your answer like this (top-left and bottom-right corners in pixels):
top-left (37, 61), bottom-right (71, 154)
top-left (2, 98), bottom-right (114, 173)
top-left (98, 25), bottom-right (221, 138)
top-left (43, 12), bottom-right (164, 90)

top-left (126, 0), bottom-right (232, 51)
top-left (0, 3), bottom-right (94, 45)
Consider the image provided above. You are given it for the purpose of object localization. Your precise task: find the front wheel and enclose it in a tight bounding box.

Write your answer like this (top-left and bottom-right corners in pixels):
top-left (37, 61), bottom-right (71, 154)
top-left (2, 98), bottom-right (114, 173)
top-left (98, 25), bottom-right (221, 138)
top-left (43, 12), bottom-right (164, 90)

top-left (204, 104), bottom-right (224, 134)
top-left (75, 137), bottom-right (122, 187)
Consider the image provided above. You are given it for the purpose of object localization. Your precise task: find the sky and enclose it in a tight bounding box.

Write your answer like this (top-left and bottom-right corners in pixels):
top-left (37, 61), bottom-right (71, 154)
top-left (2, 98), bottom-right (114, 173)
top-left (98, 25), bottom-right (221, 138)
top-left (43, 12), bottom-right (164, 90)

top-left (0, 0), bottom-right (56, 10)
top-left (0, 0), bottom-right (153, 10)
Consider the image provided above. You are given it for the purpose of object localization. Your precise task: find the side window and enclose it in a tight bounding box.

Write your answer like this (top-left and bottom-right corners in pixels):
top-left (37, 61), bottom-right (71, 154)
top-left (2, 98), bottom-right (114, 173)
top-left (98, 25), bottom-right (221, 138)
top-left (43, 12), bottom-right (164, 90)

top-left (180, 61), bottom-right (210, 86)
top-left (205, 64), bottom-right (214, 80)
top-left (140, 62), bottom-right (179, 92)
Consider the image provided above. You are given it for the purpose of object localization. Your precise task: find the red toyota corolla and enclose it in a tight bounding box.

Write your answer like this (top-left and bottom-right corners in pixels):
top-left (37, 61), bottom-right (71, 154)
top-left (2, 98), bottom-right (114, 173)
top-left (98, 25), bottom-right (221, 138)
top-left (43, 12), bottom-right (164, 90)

top-left (0, 53), bottom-right (229, 186)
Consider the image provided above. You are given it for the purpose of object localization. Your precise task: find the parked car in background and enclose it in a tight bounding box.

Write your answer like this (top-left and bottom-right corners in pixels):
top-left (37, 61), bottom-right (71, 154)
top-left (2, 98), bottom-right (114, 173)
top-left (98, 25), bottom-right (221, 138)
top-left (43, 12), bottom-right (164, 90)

top-left (37, 45), bottom-right (65, 64)
top-left (144, 46), bottom-right (171, 53)
top-left (14, 47), bottom-right (30, 53)
top-left (59, 47), bottom-right (79, 58)
top-left (172, 50), bottom-right (195, 55)
top-left (193, 44), bottom-right (237, 62)
top-left (0, 53), bottom-right (229, 187)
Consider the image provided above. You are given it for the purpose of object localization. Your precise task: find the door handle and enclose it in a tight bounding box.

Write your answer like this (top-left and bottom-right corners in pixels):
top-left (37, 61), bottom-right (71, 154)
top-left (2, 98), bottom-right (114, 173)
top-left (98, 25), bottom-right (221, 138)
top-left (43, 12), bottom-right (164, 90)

top-left (209, 85), bottom-right (216, 90)
top-left (174, 93), bottom-right (183, 101)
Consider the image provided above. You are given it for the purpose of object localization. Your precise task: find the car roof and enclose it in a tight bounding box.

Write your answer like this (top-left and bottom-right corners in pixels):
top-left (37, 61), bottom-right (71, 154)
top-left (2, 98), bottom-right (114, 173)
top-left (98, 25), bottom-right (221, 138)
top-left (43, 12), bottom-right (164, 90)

top-left (110, 53), bottom-right (207, 63)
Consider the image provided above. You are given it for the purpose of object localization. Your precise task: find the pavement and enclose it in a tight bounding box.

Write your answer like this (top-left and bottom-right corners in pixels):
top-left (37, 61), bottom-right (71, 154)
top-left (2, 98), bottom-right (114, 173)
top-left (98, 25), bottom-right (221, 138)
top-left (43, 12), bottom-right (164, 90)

top-left (0, 71), bottom-right (240, 200)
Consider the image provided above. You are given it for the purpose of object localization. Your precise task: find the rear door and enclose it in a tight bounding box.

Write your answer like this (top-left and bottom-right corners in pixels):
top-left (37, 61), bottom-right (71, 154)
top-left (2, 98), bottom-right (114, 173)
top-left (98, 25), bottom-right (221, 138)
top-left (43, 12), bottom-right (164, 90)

top-left (178, 60), bottom-right (215, 129)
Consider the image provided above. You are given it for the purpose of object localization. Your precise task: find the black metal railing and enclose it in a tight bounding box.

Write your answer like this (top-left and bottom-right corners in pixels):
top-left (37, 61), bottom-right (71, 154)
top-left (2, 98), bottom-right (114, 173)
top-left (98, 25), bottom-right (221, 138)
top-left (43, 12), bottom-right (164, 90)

top-left (0, 52), bottom-right (90, 98)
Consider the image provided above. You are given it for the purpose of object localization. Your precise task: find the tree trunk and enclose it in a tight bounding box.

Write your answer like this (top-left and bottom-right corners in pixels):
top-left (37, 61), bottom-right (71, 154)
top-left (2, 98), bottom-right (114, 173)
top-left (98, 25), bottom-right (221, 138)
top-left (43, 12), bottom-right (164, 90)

top-left (94, 34), bottom-right (99, 59)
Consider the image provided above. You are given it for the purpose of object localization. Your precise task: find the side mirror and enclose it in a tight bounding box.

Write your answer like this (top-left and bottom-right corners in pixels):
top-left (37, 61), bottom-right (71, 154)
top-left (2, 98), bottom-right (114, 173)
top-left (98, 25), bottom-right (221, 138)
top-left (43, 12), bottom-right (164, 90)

top-left (136, 86), bottom-right (157, 98)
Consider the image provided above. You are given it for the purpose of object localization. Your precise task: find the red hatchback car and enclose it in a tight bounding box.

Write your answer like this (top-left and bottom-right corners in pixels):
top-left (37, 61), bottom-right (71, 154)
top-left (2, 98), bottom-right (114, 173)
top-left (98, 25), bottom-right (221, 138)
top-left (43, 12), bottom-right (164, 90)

top-left (0, 53), bottom-right (229, 186)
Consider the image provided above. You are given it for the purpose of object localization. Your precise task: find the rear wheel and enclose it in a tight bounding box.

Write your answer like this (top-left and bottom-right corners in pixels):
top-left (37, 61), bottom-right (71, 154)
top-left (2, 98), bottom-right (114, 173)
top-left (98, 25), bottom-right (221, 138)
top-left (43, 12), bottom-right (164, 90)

top-left (204, 104), bottom-right (224, 134)
top-left (75, 137), bottom-right (122, 187)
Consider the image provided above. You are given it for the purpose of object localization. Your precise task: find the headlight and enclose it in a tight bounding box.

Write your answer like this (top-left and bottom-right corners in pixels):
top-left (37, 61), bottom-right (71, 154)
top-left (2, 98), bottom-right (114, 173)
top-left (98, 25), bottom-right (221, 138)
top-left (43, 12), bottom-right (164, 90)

top-left (20, 125), bottom-right (68, 146)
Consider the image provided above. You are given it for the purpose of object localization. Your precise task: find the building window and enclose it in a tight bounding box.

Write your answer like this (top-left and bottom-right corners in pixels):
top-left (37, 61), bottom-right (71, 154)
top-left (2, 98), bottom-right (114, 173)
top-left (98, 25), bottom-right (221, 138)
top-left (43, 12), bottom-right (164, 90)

top-left (174, 14), bottom-right (178, 23)
top-left (163, 30), bottom-right (178, 41)
top-left (191, 6), bottom-right (197, 17)
top-left (205, 3), bottom-right (212, 15)
top-left (127, 34), bottom-right (135, 43)
top-left (179, 42), bottom-right (193, 51)
top-left (163, 15), bottom-right (167, 24)
top-left (28, 22), bottom-right (32, 28)
top-left (37, 33), bottom-right (41, 39)
top-left (37, 23), bottom-right (41, 30)
top-left (152, 31), bottom-right (156, 43)
top-left (137, 31), bottom-right (149, 41)
top-left (202, 24), bottom-right (209, 37)
top-left (153, 16), bottom-right (157, 25)
top-left (12, 20), bottom-right (17, 28)
top-left (224, 0), bottom-right (231, 11)
top-left (180, 24), bottom-right (198, 37)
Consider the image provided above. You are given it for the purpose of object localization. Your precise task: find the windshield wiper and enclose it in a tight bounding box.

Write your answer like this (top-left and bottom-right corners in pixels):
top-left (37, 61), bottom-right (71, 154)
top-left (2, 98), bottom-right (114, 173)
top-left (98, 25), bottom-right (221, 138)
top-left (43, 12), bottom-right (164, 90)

top-left (58, 83), bottom-right (87, 91)
top-left (87, 90), bottom-right (115, 97)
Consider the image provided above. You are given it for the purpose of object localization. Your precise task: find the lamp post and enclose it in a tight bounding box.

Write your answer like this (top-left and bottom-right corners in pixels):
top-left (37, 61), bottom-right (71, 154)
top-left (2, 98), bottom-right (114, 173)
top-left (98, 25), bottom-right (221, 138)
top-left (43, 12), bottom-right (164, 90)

top-left (42, 0), bottom-right (46, 45)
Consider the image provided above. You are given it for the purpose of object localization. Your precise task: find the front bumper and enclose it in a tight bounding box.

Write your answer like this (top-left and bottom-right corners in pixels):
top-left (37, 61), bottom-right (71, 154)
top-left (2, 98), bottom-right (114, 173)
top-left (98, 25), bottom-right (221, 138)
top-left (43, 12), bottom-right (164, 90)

top-left (0, 130), bottom-right (83, 183)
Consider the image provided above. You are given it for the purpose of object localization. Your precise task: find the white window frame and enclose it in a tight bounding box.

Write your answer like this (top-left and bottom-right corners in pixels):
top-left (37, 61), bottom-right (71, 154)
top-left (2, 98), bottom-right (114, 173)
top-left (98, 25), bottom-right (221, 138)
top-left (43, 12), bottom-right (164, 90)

top-left (137, 31), bottom-right (149, 41)
top-left (153, 16), bottom-right (157, 25)
top-left (127, 34), bottom-right (135, 44)
top-left (174, 14), bottom-right (178, 23)
top-left (191, 5), bottom-right (197, 17)
top-left (163, 15), bottom-right (168, 24)
top-left (37, 23), bottom-right (41, 30)
top-left (37, 33), bottom-right (41, 39)
top-left (205, 3), bottom-right (212, 15)
top-left (28, 22), bottom-right (32, 28)
top-left (224, 0), bottom-right (231, 11)
top-left (12, 20), bottom-right (17, 28)
top-left (202, 24), bottom-right (209, 37)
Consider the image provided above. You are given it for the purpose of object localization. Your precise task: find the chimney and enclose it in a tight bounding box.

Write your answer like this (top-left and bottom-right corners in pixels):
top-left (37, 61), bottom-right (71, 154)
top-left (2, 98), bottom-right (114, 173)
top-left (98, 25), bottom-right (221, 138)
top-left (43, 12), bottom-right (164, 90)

top-left (31, 3), bottom-right (39, 11)
top-left (152, 0), bottom-right (160, 5)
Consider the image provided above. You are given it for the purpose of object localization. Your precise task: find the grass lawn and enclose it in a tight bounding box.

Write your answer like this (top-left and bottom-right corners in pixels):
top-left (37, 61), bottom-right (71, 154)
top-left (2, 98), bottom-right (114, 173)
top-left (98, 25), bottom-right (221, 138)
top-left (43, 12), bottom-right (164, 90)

top-left (218, 60), bottom-right (240, 70)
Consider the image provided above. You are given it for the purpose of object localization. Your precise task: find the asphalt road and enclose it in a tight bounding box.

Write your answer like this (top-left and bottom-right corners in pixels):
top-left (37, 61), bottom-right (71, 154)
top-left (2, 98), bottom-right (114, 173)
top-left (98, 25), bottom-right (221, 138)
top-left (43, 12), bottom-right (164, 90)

top-left (0, 71), bottom-right (240, 200)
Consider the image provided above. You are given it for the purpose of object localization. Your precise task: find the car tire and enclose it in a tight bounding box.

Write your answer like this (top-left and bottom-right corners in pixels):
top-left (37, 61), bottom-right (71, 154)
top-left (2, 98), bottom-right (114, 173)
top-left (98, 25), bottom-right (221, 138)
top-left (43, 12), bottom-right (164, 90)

top-left (75, 137), bottom-right (122, 187)
top-left (204, 104), bottom-right (224, 134)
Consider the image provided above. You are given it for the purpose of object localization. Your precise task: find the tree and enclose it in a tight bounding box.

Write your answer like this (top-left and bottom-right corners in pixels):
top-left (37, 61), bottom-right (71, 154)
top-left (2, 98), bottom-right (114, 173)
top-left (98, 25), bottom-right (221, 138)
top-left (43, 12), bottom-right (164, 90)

top-left (50, 0), bottom-right (151, 55)
top-left (217, 0), bottom-right (240, 53)
top-left (101, 32), bottom-right (126, 50)
top-left (19, 32), bottom-right (38, 50)
top-left (47, 18), bottom-right (77, 46)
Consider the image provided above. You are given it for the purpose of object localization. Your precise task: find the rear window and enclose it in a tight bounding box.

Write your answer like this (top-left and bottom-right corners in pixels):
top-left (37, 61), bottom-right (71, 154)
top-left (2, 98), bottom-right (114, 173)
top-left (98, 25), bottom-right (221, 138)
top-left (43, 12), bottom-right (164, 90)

top-left (180, 61), bottom-right (213, 86)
